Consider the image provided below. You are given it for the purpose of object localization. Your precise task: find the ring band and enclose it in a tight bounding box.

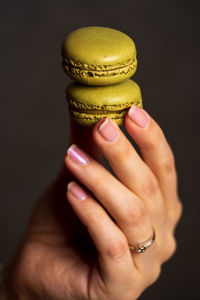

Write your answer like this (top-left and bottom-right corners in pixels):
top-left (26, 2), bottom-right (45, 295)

top-left (129, 229), bottom-right (156, 254)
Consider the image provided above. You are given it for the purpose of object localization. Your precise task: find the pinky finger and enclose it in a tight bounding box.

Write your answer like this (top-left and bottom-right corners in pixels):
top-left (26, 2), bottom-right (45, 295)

top-left (66, 181), bottom-right (136, 287)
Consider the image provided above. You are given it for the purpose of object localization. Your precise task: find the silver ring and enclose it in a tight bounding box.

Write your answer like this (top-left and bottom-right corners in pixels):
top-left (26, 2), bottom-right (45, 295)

top-left (129, 229), bottom-right (156, 254)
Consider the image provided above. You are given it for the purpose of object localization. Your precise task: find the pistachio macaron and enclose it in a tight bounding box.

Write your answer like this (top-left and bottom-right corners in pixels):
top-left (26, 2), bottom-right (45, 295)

top-left (62, 26), bottom-right (137, 85)
top-left (66, 79), bottom-right (142, 126)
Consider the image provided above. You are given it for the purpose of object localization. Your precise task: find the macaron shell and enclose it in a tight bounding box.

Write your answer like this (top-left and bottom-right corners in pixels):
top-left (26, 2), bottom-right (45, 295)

top-left (67, 79), bottom-right (141, 107)
top-left (62, 26), bottom-right (136, 66)
top-left (62, 26), bottom-right (137, 85)
top-left (66, 79), bottom-right (142, 126)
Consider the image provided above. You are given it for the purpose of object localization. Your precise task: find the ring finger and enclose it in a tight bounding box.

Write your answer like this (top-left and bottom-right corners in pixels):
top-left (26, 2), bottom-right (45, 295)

top-left (65, 144), bottom-right (153, 247)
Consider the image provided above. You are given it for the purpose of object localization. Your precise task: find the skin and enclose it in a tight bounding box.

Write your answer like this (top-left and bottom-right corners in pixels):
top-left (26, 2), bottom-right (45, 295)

top-left (0, 107), bottom-right (182, 300)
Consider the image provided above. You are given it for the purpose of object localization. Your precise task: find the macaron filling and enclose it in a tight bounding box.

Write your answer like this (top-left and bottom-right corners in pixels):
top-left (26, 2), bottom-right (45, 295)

top-left (68, 98), bottom-right (142, 121)
top-left (68, 98), bottom-right (141, 111)
top-left (62, 58), bottom-right (137, 78)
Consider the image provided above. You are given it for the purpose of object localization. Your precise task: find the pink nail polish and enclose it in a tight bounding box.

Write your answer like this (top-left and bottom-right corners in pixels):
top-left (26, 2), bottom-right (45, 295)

top-left (128, 105), bottom-right (150, 128)
top-left (67, 182), bottom-right (87, 201)
top-left (98, 118), bottom-right (119, 142)
top-left (67, 144), bottom-right (90, 165)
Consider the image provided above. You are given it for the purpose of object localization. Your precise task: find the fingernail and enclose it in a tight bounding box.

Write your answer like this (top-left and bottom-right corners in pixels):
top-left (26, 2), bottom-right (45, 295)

top-left (98, 118), bottom-right (119, 142)
top-left (67, 144), bottom-right (90, 165)
top-left (128, 105), bottom-right (150, 128)
top-left (67, 181), bottom-right (87, 201)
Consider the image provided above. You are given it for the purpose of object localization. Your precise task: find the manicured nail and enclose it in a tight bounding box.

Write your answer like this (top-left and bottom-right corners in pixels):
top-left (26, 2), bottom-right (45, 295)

top-left (128, 105), bottom-right (150, 128)
top-left (67, 182), bottom-right (87, 201)
top-left (98, 118), bottom-right (119, 142)
top-left (67, 144), bottom-right (90, 165)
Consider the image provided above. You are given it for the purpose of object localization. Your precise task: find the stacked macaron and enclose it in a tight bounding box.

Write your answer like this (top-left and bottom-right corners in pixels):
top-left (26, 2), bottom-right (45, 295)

top-left (61, 26), bottom-right (142, 126)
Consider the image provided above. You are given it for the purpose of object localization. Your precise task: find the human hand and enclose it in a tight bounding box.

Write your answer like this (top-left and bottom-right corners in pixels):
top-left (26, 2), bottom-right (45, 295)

top-left (64, 106), bottom-right (182, 299)
top-left (2, 106), bottom-right (182, 300)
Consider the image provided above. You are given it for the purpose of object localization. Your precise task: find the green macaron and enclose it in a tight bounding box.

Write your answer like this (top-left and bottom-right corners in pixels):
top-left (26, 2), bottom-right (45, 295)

top-left (66, 79), bottom-right (142, 126)
top-left (62, 26), bottom-right (137, 85)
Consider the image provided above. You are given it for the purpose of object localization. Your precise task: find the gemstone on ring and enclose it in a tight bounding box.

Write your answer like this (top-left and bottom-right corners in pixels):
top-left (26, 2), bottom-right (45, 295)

top-left (128, 229), bottom-right (156, 254)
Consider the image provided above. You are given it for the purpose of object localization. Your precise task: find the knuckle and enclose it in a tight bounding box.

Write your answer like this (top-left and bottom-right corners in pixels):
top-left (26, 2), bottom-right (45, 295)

top-left (87, 169), bottom-right (111, 193)
top-left (88, 171), bottom-right (104, 187)
top-left (148, 265), bottom-right (161, 285)
top-left (141, 176), bottom-right (158, 197)
top-left (169, 199), bottom-right (183, 225)
top-left (111, 142), bottom-right (132, 163)
top-left (162, 236), bottom-right (177, 262)
top-left (175, 200), bottom-right (183, 222)
top-left (125, 203), bottom-right (147, 225)
top-left (106, 237), bottom-right (128, 260)
top-left (167, 237), bottom-right (177, 258)
top-left (146, 124), bottom-right (163, 148)
top-left (161, 151), bottom-right (176, 174)
top-left (88, 207), bottom-right (104, 226)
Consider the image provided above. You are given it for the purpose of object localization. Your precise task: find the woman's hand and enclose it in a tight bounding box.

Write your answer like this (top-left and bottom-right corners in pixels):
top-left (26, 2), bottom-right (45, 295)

top-left (64, 106), bottom-right (182, 299)
top-left (3, 106), bottom-right (182, 300)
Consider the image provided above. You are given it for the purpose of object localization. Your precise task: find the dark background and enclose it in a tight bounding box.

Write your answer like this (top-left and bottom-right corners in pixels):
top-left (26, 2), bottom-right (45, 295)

top-left (1, 0), bottom-right (200, 299)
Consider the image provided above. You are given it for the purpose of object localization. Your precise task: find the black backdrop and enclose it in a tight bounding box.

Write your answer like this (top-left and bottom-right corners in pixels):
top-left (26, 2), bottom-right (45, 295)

top-left (1, 0), bottom-right (200, 299)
